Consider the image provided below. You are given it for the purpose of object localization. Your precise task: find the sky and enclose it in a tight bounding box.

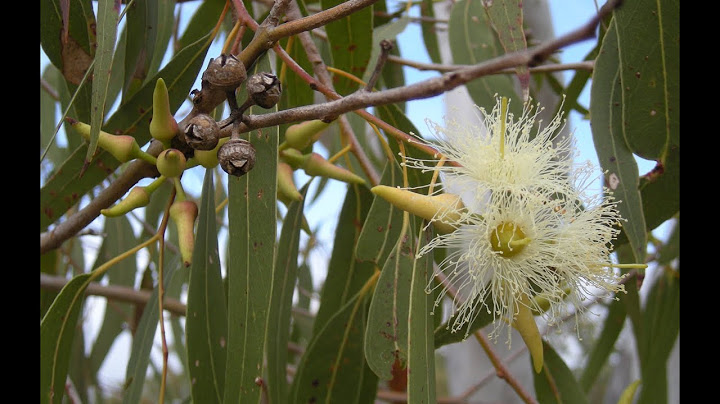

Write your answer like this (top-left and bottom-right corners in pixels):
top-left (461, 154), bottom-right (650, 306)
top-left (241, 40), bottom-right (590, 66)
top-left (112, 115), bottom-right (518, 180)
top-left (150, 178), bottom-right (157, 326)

top-left (41, 0), bottom-right (663, 395)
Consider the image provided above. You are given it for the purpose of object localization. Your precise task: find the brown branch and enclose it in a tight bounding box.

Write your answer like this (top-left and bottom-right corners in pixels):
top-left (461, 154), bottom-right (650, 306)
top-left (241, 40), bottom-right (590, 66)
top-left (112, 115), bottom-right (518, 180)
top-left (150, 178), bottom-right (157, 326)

top-left (40, 273), bottom-right (187, 316)
top-left (387, 55), bottom-right (594, 74)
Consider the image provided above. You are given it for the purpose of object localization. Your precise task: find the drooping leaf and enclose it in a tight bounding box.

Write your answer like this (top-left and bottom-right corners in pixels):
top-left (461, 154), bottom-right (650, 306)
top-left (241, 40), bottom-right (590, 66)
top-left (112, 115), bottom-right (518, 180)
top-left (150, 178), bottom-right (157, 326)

top-left (223, 55), bottom-right (279, 404)
top-left (40, 251), bottom-right (61, 319)
top-left (482, 0), bottom-right (530, 99)
top-left (406, 225), bottom-right (436, 403)
top-left (613, 0), bottom-right (679, 160)
top-left (290, 288), bottom-right (378, 404)
top-left (41, 273), bottom-right (92, 404)
top-left (591, 18), bottom-right (647, 262)
top-left (40, 30), bottom-right (213, 231)
top-left (420, 0), bottom-right (442, 64)
top-left (267, 186), bottom-right (308, 404)
top-left (86, 0), bottom-right (121, 163)
top-left (146, 0), bottom-right (177, 79)
top-left (448, 0), bottom-right (519, 112)
top-left (639, 145), bottom-right (679, 233)
top-left (533, 341), bottom-right (589, 404)
top-left (186, 169), bottom-right (228, 403)
top-left (88, 216), bottom-right (138, 377)
top-left (176, 0), bottom-right (226, 53)
top-left (579, 297), bottom-right (627, 392)
top-left (320, 0), bottom-right (373, 95)
top-left (122, 0), bottom-right (159, 101)
top-left (636, 268), bottom-right (679, 404)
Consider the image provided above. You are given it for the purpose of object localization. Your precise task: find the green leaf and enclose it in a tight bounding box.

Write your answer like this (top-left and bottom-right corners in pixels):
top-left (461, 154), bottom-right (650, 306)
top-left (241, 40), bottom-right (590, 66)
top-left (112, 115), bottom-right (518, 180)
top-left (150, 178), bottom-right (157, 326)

top-left (320, 0), bottom-right (373, 95)
top-left (579, 297), bottom-right (627, 391)
top-left (614, 0), bottom-right (679, 159)
top-left (290, 288), bottom-right (378, 404)
top-left (364, 215), bottom-right (417, 380)
top-left (267, 186), bottom-right (308, 404)
top-left (40, 31), bottom-right (213, 230)
top-left (362, 16), bottom-right (409, 85)
top-left (639, 145), bottom-right (679, 233)
top-left (448, 0), bottom-right (519, 112)
top-left (122, 0), bottom-right (159, 101)
top-left (40, 0), bottom-right (96, 85)
top-left (533, 341), bottom-right (589, 404)
top-left (590, 18), bottom-right (647, 262)
top-left (656, 218), bottom-right (679, 266)
top-left (41, 66), bottom-right (68, 173)
top-left (186, 169), bottom-right (228, 403)
top-left (86, 0), bottom-right (121, 163)
top-left (88, 216), bottom-right (138, 377)
top-left (420, 0), bottom-right (442, 64)
top-left (146, 0), bottom-right (177, 79)
top-left (312, 185), bottom-right (376, 334)
top-left (636, 269), bottom-right (679, 404)
top-left (355, 162), bottom-right (404, 265)
top-left (122, 256), bottom-right (186, 404)
top-left (40, 251), bottom-right (60, 319)
top-left (176, 0), bottom-right (226, 52)
top-left (407, 225), bottom-right (436, 403)
top-left (482, 0), bottom-right (530, 99)
top-left (41, 273), bottom-right (92, 404)
top-left (618, 380), bottom-right (642, 404)
top-left (223, 54), bottom-right (279, 404)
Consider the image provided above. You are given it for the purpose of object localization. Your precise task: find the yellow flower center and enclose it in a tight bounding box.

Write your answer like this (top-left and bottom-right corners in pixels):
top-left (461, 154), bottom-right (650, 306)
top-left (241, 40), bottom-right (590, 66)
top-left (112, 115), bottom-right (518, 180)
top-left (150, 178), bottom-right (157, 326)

top-left (490, 222), bottom-right (530, 258)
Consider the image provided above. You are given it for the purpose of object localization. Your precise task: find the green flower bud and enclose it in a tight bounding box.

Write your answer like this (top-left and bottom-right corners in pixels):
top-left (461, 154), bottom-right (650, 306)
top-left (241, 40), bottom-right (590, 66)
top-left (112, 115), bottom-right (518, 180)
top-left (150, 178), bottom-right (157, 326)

top-left (280, 148), bottom-right (309, 169)
top-left (277, 163), bottom-right (303, 203)
top-left (284, 120), bottom-right (330, 150)
top-left (70, 119), bottom-right (141, 163)
top-left (512, 294), bottom-right (544, 374)
top-left (170, 200), bottom-right (198, 267)
top-left (193, 138), bottom-right (228, 169)
top-left (302, 153), bottom-right (365, 185)
top-left (150, 78), bottom-right (180, 144)
top-left (101, 186), bottom-right (151, 217)
top-left (370, 185), bottom-right (465, 234)
top-left (156, 149), bottom-right (186, 178)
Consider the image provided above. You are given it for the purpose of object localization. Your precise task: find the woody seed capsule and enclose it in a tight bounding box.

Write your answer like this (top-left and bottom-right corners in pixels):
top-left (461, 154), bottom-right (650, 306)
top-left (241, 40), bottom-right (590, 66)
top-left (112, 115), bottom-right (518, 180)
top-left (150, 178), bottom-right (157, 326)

top-left (202, 54), bottom-right (247, 91)
top-left (218, 138), bottom-right (256, 177)
top-left (184, 114), bottom-right (220, 151)
top-left (246, 72), bottom-right (282, 108)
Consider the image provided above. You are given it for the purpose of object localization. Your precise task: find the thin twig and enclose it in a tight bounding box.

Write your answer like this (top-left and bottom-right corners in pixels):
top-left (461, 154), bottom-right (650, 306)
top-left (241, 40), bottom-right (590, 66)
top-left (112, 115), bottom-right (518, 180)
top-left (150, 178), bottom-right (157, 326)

top-left (365, 40), bottom-right (394, 91)
top-left (387, 55), bottom-right (595, 74)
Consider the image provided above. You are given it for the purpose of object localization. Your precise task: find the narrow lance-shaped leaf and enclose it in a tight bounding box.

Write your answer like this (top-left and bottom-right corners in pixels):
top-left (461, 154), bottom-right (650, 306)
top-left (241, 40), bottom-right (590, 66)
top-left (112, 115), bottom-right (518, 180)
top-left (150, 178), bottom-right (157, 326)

top-left (482, 0), bottom-right (530, 100)
top-left (122, 0), bottom-right (158, 101)
top-left (223, 54), bottom-right (279, 404)
top-left (533, 341), bottom-right (589, 404)
top-left (266, 186), bottom-right (308, 404)
top-left (579, 296), bottom-right (627, 392)
top-left (449, 0), bottom-right (519, 113)
top-left (186, 169), bottom-right (228, 403)
top-left (41, 273), bottom-right (92, 404)
top-left (590, 18), bottom-right (647, 261)
top-left (614, 0), bottom-right (679, 160)
top-left (407, 225), bottom-right (436, 403)
top-left (420, 0), bottom-right (442, 64)
top-left (86, 0), bottom-right (121, 165)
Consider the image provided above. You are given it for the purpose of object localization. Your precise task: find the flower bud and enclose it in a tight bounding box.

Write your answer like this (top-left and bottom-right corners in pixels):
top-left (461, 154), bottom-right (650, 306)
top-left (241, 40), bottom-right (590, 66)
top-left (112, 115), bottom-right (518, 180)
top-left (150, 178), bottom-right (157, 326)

top-left (246, 72), bottom-right (282, 109)
top-left (101, 186), bottom-right (151, 217)
top-left (149, 78), bottom-right (180, 145)
top-left (184, 114), bottom-right (220, 151)
top-left (218, 138), bottom-right (256, 177)
top-left (202, 53), bottom-right (247, 91)
top-left (370, 186), bottom-right (464, 234)
top-left (284, 120), bottom-right (330, 150)
top-left (277, 163), bottom-right (303, 203)
top-left (156, 148), bottom-right (187, 178)
top-left (170, 200), bottom-right (198, 267)
top-left (512, 294), bottom-right (544, 373)
top-left (280, 148), bottom-right (309, 169)
top-left (193, 138), bottom-right (227, 169)
top-left (70, 119), bottom-right (141, 163)
top-left (302, 153), bottom-right (365, 185)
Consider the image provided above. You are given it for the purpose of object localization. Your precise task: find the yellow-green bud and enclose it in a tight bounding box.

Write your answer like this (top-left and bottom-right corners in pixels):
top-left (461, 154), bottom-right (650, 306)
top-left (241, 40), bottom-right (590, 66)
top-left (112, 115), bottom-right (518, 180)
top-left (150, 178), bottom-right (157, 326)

top-left (170, 200), bottom-right (198, 267)
top-left (277, 163), bottom-right (303, 203)
top-left (280, 148), bottom-right (309, 169)
top-left (70, 119), bottom-right (141, 163)
top-left (512, 294), bottom-right (544, 374)
top-left (302, 153), bottom-right (365, 185)
top-left (100, 186), bottom-right (151, 217)
top-left (370, 185), bottom-right (465, 234)
top-left (150, 78), bottom-right (180, 144)
top-left (193, 138), bottom-right (227, 169)
top-left (285, 120), bottom-right (330, 150)
top-left (156, 149), bottom-right (186, 178)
